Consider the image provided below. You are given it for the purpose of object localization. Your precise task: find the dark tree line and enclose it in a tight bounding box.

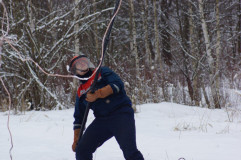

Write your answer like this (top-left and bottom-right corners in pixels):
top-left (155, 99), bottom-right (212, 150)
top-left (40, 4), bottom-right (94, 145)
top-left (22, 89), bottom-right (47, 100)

top-left (0, 0), bottom-right (240, 112)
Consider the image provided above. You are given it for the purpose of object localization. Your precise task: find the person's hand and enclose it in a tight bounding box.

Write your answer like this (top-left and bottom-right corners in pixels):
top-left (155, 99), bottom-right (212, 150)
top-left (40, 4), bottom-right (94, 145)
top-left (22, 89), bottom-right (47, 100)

top-left (86, 91), bottom-right (99, 102)
top-left (72, 129), bottom-right (80, 152)
top-left (86, 85), bottom-right (113, 102)
top-left (72, 141), bottom-right (78, 152)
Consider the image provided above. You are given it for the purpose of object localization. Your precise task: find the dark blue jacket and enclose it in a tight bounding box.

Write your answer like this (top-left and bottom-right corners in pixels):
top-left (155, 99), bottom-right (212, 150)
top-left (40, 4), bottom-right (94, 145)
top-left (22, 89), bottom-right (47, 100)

top-left (73, 67), bottom-right (132, 130)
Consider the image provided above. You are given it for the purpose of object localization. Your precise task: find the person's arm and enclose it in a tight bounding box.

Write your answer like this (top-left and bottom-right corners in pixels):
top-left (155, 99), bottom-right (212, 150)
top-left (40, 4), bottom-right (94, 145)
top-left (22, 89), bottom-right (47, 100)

top-left (86, 67), bottom-right (124, 102)
top-left (101, 67), bottom-right (124, 94)
top-left (72, 94), bottom-right (86, 152)
top-left (73, 95), bottom-right (85, 129)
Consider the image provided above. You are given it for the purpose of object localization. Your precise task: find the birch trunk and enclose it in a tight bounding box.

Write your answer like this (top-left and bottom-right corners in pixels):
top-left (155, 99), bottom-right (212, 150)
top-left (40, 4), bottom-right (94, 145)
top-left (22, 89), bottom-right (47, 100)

top-left (129, 0), bottom-right (140, 107)
top-left (26, 0), bottom-right (42, 109)
top-left (215, 0), bottom-right (221, 106)
top-left (93, 0), bottom-right (100, 60)
top-left (201, 84), bottom-right (211, 108)
top-left (27, 0), bottom-right (34, 33)
top-left (74, 0), bottom-right (80, 54)
top-left (71, 0), bottom-right (80, 103)
top-left (129, 0), bottom-right (139, 78)
top-left (153, 0), bottom-right (168, 101)
top-left (238, 0), bottom-right (241, 56)
top-left (198, 0), bottom-right (220, 108)
top-left (189, 2), bottom-right (200, 106)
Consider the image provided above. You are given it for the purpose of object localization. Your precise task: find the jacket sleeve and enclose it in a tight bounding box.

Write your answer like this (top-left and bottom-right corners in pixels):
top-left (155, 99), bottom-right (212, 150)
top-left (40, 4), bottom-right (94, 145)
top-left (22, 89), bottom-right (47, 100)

top-left (73, 94), bottom-right (86, 130)
top-left (101, 67), bottom-right (124, 94)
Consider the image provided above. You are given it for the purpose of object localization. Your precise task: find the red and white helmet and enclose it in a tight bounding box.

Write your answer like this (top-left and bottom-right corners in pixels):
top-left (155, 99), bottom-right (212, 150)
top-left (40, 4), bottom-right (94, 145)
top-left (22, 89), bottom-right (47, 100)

top-left (67, 55), bottom-right (95, 75)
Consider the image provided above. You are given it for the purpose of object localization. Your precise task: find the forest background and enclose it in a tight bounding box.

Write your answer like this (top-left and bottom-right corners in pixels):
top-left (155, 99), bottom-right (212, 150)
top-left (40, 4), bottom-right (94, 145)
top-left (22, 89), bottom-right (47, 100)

top-left (0, 0), bottom-right (240, 112)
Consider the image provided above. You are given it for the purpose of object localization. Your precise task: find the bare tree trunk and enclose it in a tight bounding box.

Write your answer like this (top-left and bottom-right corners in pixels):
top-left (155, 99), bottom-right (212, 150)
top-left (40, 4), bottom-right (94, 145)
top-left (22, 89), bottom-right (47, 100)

top-left (93, 0), bottom-right (100, 60)
top-left (153, 0), bottom-right (161, 65)
top-left (215, 0), bottom-right (221, 106)
top-left (198, 0), bottom-right (220, 108)
top-left (160, 0), bottom-right (172, 66)
top-left (201, 84), bottom-right (211, 108)
top-left (27, 0), bottom-right (35, 33)
top-left (189, 1), bottom-right (200, 106)
top-left (129, 0), bottom-right (140, 79)
top-left (71, 0), bottom-right (80, 103)
top-left (26, 0), bottom-right (41, 109)
top-left (141, 0), bottom-right (151, 65)
top-left (129, 0), bottom-right (140, 107)
top-left (154, 0), bottom-right (168, 101)
top-left (238, 0), bottom-right (241, 60)
top-left (74, 0), bottom-right (80, 55)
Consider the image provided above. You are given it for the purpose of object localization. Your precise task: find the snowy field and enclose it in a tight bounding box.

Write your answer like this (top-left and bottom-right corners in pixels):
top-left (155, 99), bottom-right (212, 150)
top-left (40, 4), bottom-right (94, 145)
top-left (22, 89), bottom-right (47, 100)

top-left (1, 102), bottom-right (241, 160)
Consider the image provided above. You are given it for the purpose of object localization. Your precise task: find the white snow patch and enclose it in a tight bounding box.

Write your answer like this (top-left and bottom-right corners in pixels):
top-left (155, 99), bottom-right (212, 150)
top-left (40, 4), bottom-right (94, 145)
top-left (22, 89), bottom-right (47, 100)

top-left (1, 102), bottom-right (241, 160)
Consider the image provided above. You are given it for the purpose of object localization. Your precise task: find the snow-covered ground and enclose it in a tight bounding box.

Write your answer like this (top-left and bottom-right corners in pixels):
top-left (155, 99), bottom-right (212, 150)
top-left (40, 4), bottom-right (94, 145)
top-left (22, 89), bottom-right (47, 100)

top-left (1, 102), bottom-right (241, 160)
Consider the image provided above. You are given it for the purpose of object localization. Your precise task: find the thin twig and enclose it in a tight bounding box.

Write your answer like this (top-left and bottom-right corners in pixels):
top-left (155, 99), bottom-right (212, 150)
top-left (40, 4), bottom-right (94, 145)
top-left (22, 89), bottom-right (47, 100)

top-left (0, 77), bottom-right (13, 160)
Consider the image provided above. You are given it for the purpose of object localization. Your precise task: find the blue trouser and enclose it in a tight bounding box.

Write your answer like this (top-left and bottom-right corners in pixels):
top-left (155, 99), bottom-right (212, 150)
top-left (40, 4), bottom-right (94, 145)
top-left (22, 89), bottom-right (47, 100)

top-left (75, 111), bottom-right (144, 160)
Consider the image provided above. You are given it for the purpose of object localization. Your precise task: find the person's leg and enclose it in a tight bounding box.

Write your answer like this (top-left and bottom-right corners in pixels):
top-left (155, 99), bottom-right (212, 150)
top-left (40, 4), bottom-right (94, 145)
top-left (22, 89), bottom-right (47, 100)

top-left (112, 113), bottom-right (144, 160)
top-left (75, 118), bottom-right (113, 160)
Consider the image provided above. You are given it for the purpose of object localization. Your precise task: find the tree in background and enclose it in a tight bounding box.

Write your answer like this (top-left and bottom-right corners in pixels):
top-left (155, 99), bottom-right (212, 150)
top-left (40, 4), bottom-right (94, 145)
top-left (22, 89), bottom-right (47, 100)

top-left (0, 0), bottom-right (240, 112)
